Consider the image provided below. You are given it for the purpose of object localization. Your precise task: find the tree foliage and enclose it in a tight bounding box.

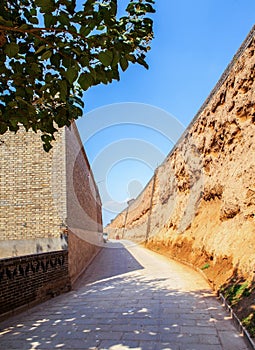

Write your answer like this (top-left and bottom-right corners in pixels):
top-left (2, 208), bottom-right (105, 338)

top-left (0, 0), bottom-right (155, 151)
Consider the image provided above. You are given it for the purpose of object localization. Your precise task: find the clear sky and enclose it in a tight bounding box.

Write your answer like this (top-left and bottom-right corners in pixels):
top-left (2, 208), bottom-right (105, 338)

top-left (76, 1), bottom-right (255, 226)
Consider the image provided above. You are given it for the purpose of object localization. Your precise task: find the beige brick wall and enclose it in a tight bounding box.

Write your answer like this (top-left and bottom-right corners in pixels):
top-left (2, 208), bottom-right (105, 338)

top-left (0, 128), bottom-right (66, 243)
top-left (0, 122), bottom-right (103, 258)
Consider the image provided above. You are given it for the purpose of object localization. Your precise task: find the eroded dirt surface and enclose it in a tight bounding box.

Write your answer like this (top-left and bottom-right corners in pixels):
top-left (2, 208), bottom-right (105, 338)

top-left (106, 31), bottom-right (255, 338)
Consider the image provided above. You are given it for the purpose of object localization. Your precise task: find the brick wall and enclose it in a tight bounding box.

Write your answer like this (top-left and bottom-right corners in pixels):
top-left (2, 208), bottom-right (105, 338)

top-left (0, 122), bottom-right (102, 259)
top-left (0, 127), bottom-right (66, 257)
top-left (0, 121), bottom-right (103, 316)
top-left (65, 123), bottom-right (103, 284)
top-left (68, 229), bottom-right (101, 285)
top-left (65, 123), bottom-right (103, 234)
top-left (0, 251), bottom-right (71, 318)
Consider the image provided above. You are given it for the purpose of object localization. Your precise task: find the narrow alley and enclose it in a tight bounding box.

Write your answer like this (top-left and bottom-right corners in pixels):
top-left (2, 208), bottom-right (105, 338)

top-left (0, 240), bottom-right (250, 350)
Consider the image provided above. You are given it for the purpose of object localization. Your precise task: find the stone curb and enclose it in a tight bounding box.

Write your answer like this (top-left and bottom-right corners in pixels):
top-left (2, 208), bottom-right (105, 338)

top-left (219, 293), bottom-right (255, 350)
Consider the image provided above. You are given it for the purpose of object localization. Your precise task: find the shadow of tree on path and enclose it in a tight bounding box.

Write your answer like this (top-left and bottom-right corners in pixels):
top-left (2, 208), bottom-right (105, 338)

top-left (0, 242), bottom-right (246, 350)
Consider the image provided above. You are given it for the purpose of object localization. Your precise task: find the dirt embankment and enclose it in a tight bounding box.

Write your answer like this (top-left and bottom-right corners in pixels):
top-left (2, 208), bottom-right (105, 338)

top-left (106, 28), bottom-right (255, 336)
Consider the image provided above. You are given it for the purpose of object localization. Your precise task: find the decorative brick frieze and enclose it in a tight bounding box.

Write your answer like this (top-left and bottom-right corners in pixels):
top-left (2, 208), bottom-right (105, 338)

top-left (0, 251), bottom-right (71, 317)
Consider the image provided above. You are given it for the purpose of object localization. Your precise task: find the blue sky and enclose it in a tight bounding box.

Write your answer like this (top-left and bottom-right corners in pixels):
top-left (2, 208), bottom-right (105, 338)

top-left (76, 1), bottom-right (255, 226)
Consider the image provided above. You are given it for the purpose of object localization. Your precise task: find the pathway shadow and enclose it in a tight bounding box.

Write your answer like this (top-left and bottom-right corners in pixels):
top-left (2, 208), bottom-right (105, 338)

top-left (0, 273), bottom-right (240, 350)
top-left (0, 242), bottom-right (247, 350)
top-left (74, 240), bottom-right (144, 288)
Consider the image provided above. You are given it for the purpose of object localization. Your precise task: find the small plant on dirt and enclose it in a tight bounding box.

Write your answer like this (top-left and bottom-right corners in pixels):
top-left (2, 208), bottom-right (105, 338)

top-left (223, 281), bottom-right (251, 305)
top-left (242, 313), bottom-right (255, 337)
top-left (201, 263), bottom-right (210, 270)
top-left (220, 280), bottom-right (255, 339)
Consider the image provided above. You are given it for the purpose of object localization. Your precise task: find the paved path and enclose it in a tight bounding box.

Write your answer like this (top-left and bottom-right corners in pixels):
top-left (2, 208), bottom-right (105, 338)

top-left (0, 240), bottom-right (250, 350)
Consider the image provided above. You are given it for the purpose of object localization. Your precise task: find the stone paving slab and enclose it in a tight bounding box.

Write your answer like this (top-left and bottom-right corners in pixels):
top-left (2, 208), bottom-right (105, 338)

top-left (0, 240), bottom-right (250, 350)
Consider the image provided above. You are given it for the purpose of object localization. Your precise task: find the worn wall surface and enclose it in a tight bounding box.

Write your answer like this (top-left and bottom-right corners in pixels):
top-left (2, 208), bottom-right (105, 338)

top-left (106, 27), bottom-right (255, 287)
top-left (68, 230), bottom-right (101, 285)
top-left (65, 123), bottom-right (103, 235)
top-left (65, 123), bottom-right (103, 284)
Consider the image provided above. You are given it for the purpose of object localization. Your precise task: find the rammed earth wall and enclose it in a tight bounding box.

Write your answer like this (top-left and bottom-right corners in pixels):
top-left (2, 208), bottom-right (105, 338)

top-left (106, 25), bottom-right (255, 287)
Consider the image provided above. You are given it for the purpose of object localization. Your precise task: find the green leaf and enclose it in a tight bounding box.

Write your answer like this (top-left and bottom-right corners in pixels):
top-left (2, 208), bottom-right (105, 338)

top-left (78, 73), bottom-right (94, 91)
top-left (44, 13), bottom-right (56, 27)
top-left (120, 56), bottom-right (128, 72)
top-left (59, 80), bottom-right (68, 100)
top-left (125, 54), bottom-right (136, 63)
top-left (80, 26), bottom-right (92, 37)
top-left (98, 51), bottom-right (113, 67)
top-left (109, 0), bottom-right (117, 16)
top-left (30, 16), bottom-right (39, 24)
top-left (112, 67), bottom-right (120, 81)
top-left (35, 0), bottom-right (55, 13)
top-left (0, 0), bottom-right (155, 151)
top-left (28, 62), bottom-right (41, 75)
top-left (112, 50), bottom-right (120, 66)
top-left (43, 142), bottom-right (53, 152)
top-left (137, 55), bottom-right (149, 69)
top-left (50, 53), bottom-right (61, 68)
top-left (58, 13), bottom-right (70, 26)
top-left (88, 67), bottom-right (97, 80)
top-left (62, 55), bottom-right (73, 68)
top-left (97, 25), bottom-right (105, 31)
top-left (45, 73), bottom-right (54, 83)
top-left (95, 66), bottom-right (108, 84)
top-left (5, 43), bottom-right (19, 57)
top-left (0, 16), bottom-right (12, 26)
top-left (70, 95), bottom-right (84, 108)
top-left (65, 67), bottom-right (79, 84)
top-left (79, 54), bottom-right (90, 66)
top-left (0, 122), bottom-right (8, 134)
top-left (35, 45), bottom-right (46, 54)
top-left (30, 8), bottom-right (37, 16)
top-left (20, 24), bottom-right (29, 30)
top-left (41, 50), bottom-right (52, 60)
top-left (145, 4), bottom-right (156, 13)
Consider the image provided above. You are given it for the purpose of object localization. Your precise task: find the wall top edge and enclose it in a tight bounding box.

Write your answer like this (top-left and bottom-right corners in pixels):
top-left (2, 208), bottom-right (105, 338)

top-left (0, 250), bottom-right (68, 265)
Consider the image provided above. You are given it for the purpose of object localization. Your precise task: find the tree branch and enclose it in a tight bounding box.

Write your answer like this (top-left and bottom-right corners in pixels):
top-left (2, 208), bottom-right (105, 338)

top-left (0, 25), bottom-right (88, 41)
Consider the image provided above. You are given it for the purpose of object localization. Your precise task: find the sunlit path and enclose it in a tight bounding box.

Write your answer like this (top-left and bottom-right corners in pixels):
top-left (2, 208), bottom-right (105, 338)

top-left (0, 240), bottom-right (249, 350)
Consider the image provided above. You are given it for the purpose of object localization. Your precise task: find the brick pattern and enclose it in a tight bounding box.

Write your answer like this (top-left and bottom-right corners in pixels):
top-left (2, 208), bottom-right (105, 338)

top-left (0, 122), bottom-right (102, 258)
top-left (0, 128), bottom-right (66, 241)
top-left (0, 251), bottom-right (71, 317)
top-left (0, 121), bottom-right (103, 315)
